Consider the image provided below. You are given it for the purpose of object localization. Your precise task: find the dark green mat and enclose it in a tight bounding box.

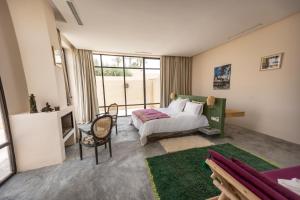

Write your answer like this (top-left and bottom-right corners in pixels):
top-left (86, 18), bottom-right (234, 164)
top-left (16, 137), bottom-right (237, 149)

top-left (146, 143), bottom-right (278, 200)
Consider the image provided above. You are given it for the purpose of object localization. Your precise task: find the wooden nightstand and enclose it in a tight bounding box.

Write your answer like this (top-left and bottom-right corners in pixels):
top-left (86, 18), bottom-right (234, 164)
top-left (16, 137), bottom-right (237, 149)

top-left (225, 109), bottom-right (245, 118)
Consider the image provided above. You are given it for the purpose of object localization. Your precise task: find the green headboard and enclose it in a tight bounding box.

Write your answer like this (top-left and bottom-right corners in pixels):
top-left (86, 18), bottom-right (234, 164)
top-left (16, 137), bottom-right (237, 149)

top-left (177, 95), bottom-right (226, 134)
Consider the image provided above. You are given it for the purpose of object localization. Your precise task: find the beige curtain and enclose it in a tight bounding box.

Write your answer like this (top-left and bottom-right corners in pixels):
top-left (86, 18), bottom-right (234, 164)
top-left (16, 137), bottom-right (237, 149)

top-left (73, 49), bottom-right (99, 123)
top-left (57, 29), bottom-right (72, 106)
top-left (160, 56), bottom-right (192, 107)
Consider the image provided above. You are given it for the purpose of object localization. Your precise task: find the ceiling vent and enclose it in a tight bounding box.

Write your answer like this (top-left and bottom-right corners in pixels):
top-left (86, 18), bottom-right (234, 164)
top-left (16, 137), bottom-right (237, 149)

top-left (66, 0), bottom-right (83, 25)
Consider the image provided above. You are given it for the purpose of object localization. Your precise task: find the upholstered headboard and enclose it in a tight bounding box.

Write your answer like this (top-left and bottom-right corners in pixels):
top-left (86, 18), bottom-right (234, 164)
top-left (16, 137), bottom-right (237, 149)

top-left (177, 95), bottom-right (226, 134)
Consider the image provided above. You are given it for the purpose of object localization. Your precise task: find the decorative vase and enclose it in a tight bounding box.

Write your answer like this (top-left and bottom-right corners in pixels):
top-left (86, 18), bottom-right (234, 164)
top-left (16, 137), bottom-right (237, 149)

top-left (29, 94), bottom-right (38, 113)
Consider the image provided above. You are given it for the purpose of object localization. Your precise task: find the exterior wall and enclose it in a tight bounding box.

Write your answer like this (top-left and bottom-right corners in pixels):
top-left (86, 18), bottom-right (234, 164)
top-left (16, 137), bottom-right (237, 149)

top-left (0, 0), bottom-right (28, 114)
top-left (192, 12), bottom-right (300, 144)
top-left (95, 76), bottom-right (160, 108)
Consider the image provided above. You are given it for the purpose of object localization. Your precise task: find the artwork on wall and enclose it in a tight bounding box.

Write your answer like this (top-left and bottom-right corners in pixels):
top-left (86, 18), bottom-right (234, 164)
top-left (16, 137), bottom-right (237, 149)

top-left (213, 64), bottom-right (231, 89)
top-left (52, 46), bottom-right (62, 67)
top-left (260, 53), bottom-right (283, 71)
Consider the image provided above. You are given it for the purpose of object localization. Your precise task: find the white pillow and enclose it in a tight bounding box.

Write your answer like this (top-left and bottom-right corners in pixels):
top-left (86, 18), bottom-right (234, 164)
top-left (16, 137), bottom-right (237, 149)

top-left (168, 100), bottom-right (177, 110)
top-left (168, 98), bottom-right (188, 113)
top-left (184, 101), bottom-right (204, 115)
top-left (191, 101), bottom-right (205, 115)
top-left (177, 98), bottom-right (189, 112)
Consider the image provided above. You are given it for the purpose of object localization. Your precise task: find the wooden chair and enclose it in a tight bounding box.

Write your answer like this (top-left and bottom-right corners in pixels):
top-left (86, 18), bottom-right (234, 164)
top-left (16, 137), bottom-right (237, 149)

top-left (79, 115), bottom-right (113, 165)
top-left (97, 103), bottom-right (118, 135)
top-left (205, 159), bottom-right (260, 200)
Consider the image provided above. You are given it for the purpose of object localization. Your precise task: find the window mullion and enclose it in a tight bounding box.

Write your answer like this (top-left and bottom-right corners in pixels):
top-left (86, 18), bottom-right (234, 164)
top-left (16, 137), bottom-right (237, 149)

top-left (122, 56), bottom-right (127, 116)
top-left (100, 55), bottom-right (106, 113)
top-left (143, 58), bottom-right (146, 109)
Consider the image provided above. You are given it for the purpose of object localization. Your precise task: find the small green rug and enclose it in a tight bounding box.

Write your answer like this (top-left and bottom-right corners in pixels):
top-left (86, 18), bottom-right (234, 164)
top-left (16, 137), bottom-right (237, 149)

top-left (146, 143), bottom-right (278, 200)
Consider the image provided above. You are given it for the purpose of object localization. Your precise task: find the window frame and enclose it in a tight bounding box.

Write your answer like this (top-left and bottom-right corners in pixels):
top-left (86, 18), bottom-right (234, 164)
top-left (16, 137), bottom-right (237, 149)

top-left (93, 53), bottom-right (160, 116)
top-left (0, 78), bottom-right (17, 185)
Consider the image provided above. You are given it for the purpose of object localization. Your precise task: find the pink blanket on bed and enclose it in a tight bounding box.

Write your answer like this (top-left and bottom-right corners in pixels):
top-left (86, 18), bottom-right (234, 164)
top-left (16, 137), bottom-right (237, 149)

top-left (132, 109), bottom-right (170, 123)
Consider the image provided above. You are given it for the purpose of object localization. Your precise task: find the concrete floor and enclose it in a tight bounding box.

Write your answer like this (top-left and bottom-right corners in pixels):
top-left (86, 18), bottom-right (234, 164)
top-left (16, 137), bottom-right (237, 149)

top-left (0, 117), bottom-right (300, 200)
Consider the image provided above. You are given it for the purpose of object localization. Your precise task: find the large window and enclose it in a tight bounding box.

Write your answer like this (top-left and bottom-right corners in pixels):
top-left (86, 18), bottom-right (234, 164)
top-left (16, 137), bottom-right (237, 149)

top-left (93, 54), bottom-right (160, 116)
top-left (0, 78), bottom-right (16, 184)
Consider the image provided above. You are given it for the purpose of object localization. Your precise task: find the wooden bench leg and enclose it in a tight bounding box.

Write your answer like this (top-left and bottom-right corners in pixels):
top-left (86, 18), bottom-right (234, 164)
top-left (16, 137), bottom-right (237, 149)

top-left (218, 193), bottom-right (229, 200)
top-left (206, 195), bottom-right (219, 200)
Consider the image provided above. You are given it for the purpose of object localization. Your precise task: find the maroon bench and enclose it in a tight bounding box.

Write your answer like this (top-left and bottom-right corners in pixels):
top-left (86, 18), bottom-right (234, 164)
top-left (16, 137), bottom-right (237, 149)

top-left (205, 150), bottom-right (300, 200)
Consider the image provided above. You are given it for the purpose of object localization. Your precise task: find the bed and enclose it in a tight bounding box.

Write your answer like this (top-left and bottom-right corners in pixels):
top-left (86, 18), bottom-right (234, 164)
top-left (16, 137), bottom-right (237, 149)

top-left (130, 95), bottom-right (226, 145)
top-left (130, 107), bottom-right (209, 145)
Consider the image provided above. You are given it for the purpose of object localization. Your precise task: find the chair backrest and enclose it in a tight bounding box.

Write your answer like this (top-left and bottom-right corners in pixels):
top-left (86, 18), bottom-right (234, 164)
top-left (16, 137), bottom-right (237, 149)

top-left (91, 115), bottom-right (113, 140)
top-left (108, 103), bottom-right (118, 119)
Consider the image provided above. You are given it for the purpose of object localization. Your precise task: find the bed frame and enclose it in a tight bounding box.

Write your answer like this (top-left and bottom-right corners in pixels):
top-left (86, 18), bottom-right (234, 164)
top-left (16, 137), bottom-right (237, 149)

top-left (147, 129), bottom-right (199, 143)
top-left (147, 95), bottom-right (226, 142)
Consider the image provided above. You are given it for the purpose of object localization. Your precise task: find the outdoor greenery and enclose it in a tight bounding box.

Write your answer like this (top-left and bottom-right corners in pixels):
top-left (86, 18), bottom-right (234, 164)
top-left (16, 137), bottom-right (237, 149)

top-left (94, 68), bottom-right (132, 76)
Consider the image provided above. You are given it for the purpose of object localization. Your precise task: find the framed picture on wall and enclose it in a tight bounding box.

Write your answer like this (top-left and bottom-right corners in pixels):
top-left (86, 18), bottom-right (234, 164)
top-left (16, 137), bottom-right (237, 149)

top-left (260, 53), bottom-right (283, 71)
top-left (51, 46), bottom-right (62, 67)
top-left (213, 64), bottom-right (231, 89)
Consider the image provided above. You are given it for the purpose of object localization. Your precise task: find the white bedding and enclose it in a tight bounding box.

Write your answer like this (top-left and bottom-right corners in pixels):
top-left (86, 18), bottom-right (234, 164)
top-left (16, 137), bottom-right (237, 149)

top-left (130, 108), bottom-right (209, 145)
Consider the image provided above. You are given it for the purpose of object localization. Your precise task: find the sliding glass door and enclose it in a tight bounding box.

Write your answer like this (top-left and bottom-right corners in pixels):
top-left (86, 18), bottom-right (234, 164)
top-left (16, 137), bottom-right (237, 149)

top-left (145, 58), bottom-right (160, 109)
top-left (0, 78), bottom-right (16, 185)
top-left (124, 57), bottom-right (144, 115)
top-left (93, 54), bottom-right (160, 116)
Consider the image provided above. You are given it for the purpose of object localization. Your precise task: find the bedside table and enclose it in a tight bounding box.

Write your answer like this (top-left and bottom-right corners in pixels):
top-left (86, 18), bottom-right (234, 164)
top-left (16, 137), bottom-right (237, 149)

top-left (225, 109), bottom-right (245, 118)
top-left (199, 127), bottom-right (221, 135)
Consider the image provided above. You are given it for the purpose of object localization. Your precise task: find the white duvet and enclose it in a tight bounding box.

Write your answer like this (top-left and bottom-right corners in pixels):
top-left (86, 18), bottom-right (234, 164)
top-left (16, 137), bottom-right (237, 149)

top-left (130, 108), bottom-right (209, 145)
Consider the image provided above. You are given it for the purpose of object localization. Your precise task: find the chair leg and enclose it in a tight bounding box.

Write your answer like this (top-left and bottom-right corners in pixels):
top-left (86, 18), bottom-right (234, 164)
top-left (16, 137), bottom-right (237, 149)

top-left (79, 143), bottom-right (83, 160)
top-left (115, 124), bottom-right (118, 135)
top-left (79, 130), bottom-right (83, 160)
top-left (109, 138), bottom-right (112, 158)
top-left (105, 143), bottom-right (107, 149)
top-left (95, 146), bottom-right (98, 165)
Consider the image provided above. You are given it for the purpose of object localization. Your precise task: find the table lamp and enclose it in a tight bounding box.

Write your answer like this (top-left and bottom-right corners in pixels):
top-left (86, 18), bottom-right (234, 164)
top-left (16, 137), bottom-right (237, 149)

top-left (170, 92), bottom-right (176, 100)
top-left (207, 96), bottom-right (215, 108)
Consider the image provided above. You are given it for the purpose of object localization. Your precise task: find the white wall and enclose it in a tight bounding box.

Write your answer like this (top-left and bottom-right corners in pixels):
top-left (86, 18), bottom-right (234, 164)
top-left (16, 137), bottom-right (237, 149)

top-left (0, 0), bottom-right (28, 114)
top-left (7, 0), bottom-right (67, 110)
top-left (43, 0), bottom-right (68, 108)
top-left (192, 12), bottom-right (300, 144)
top-left (61, 36), bottom-right (77, 117)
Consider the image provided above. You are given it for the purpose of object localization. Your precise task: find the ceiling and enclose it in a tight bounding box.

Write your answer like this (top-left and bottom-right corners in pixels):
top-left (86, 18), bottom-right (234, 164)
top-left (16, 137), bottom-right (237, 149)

top-left (52, 0), bottom-right (300, 56)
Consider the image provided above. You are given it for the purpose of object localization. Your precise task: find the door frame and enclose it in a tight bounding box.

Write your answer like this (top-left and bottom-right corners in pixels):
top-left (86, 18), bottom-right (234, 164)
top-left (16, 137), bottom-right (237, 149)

top-left (0, 78), bottom-right (17, 185)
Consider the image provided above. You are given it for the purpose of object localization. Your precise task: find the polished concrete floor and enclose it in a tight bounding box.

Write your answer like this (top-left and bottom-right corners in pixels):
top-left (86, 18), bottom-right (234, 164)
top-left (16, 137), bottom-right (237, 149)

top-left (0, 117), bottom-right (300, 200)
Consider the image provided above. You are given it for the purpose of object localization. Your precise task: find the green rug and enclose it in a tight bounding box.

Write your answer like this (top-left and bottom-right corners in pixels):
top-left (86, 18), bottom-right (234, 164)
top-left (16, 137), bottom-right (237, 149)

top-left (146, 143), bottom-right (278, 200)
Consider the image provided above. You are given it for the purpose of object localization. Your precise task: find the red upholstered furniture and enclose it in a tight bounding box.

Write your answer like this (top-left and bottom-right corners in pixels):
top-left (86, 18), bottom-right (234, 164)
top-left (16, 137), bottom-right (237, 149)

top-left (263, 165), bottom-right (300, 181)
top-left (206, 150), bottom-right (300, 200)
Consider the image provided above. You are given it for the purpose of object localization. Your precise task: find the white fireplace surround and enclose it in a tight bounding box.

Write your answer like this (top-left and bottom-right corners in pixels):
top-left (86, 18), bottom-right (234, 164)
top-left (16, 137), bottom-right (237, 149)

top-left (10, 106), bottom-right (76, 172)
